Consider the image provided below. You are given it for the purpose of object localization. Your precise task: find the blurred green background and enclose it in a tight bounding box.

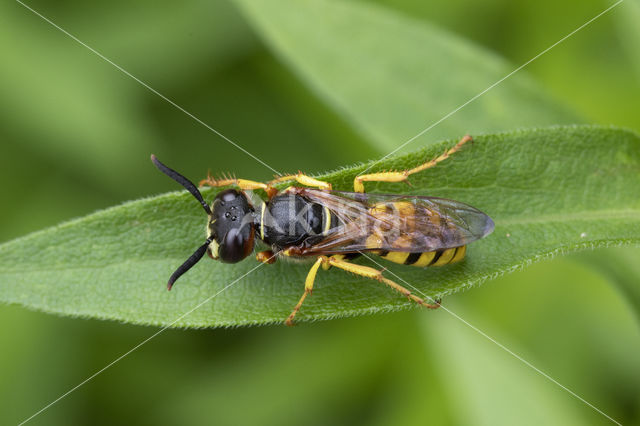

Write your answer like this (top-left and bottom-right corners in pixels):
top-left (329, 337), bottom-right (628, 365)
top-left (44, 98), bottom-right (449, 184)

top-left (1, 0), bottom-right (639, 425)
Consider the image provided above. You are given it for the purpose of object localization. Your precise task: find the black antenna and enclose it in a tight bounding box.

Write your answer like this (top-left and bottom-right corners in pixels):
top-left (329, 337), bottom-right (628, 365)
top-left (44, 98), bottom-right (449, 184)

top-left (167, 237), bottom-right (213, 290)
top-left (151, 154), bottom-right (212, 215)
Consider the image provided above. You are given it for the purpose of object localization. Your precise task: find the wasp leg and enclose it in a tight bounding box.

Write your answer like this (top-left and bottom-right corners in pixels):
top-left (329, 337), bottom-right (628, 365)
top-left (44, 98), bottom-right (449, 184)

top-left (256, 250), bottom-right (277, 264)
top-left (326, 256), bottom-right (441, 309)
top-left (285, 257), bottom-right (324, 326)
top-left (354, 135), bottom-right (472, 192)
top-left (199, 175), bottom-right (280, 198)
top-left (268, 172), bottom-right (332, 191)
top-left (199, 175), bottom-right (271, 191)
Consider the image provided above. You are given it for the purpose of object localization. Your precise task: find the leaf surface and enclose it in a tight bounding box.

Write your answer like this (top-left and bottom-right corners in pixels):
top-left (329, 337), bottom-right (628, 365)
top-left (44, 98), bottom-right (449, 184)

top-left (0, 126), bottom-right (638, 327)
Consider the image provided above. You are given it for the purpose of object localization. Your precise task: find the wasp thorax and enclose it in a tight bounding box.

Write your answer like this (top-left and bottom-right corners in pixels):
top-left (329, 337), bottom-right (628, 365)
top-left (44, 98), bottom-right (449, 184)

top-left (206, 189), bottom-right (256, 263)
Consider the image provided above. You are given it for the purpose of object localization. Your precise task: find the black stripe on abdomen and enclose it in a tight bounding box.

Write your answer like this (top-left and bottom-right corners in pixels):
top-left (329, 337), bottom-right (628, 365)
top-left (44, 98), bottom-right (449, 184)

top-left (404, 252), bottom-right (422, 265)
top-left (428, 250), bottom-right (443, 266)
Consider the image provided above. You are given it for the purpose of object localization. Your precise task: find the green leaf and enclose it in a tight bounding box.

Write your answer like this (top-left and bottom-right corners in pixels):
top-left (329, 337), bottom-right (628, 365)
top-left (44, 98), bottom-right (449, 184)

top-left (575, 248), bottom-right (640, 323)
top-left (0, 125), bottom-right (638, 327)
top-left (235, 0), bottom-right (580, 153)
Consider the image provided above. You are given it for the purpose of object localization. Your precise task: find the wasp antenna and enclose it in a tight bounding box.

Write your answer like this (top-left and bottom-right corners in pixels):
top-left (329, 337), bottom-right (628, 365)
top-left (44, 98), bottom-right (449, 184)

top-left (167, 237), bottom-right (213, 290)
top-left (151, 154), bottom-right (212, 216)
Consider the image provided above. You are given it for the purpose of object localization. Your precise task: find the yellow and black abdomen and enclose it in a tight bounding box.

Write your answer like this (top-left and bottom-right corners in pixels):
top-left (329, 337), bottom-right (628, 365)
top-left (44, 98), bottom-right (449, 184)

top-left (367, 200), bottom-right (467, 267)
top-left (376, 246), bottom-right (466, 267)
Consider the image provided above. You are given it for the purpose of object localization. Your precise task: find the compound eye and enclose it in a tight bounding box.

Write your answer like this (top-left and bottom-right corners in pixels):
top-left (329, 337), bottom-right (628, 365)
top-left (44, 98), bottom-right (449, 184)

top-left (219, 228), bottom-right (250, 263)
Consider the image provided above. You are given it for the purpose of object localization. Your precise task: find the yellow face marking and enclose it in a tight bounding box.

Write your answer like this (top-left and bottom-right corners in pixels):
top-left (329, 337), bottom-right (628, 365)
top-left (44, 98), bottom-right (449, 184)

top-left (432, 248), bottom-right (456, 266)
top-left (206, 218), bottom-right (215, 238)
top-left (209, 240), bottom-right (220, 259)
top-left (412, 251), bottom-right (436, 267)
top-left (260, 201), bottom-right (266, 240)
top-left (451, 245), bottom-right (467, 263)
top-left (381, 251), bottom-right (410, 264)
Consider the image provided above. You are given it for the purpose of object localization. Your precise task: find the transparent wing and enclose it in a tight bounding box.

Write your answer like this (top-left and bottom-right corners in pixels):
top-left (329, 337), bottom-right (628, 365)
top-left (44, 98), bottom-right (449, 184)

top-left (291, 188), bottom-right (494, 255)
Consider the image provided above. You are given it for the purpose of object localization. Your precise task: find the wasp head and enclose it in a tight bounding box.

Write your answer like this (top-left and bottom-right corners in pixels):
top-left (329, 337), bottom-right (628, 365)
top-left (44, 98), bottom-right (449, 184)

top-left (151, 155), bottom-right (255, 290)
top-left (206, 189), bottom-right (256, 263)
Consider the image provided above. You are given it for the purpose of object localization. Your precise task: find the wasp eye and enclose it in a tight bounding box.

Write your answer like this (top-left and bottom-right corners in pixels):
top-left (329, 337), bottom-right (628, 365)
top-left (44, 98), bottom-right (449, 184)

top-left (209, 189), bottom-right (256, 263)
top-left (219, 227), bottom-right (254, 263)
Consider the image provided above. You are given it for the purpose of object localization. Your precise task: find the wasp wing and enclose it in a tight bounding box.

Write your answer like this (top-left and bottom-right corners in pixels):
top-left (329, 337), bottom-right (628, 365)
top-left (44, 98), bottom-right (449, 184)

top-left (292, 189), bottom-right (494, 255)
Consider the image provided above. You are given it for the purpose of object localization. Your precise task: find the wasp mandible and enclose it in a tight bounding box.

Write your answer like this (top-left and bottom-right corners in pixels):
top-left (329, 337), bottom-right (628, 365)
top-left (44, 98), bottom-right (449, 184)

top-left (151, 135), bottom-right (494, 325)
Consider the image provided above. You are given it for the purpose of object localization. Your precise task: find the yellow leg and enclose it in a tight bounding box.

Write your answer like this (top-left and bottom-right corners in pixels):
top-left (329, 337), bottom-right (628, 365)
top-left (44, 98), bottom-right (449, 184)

top-left (326, 256), bottom-right (441, 309)
top-left (200, 172), bottom-right (331, 199)
top-left (285, 257), bottom-right (324, 326)
top-left (354, 135), bottom-right (472, 192)
top-left (268, 172), bottom-right (332, 191)
top-left (199, 174), bottom-right (282, 198)
top-left (199, 174), bottom-right (270, 191)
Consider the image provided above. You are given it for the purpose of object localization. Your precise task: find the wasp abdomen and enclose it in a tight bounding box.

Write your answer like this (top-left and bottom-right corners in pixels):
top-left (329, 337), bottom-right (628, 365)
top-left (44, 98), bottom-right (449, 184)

top-left (375, 245), bottom-right (466, 267)
top-left (364, 200), bottom-right (467, 267)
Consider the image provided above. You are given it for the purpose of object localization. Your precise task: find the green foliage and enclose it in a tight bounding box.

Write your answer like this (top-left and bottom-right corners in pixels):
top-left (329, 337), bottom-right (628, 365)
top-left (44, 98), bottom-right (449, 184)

top-left (2, 0), bottom-right (640, 424)
top-left (577, 248), bottom-right (640, 321)
top-left (237, 0), bottom-right (579, 151)
top-left (1, 125), bottom-right (637, 327)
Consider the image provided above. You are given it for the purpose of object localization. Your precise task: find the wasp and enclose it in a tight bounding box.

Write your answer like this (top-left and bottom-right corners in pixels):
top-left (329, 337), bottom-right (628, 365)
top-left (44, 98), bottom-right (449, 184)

top-left (151, 135), bottom-right (494, 325)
